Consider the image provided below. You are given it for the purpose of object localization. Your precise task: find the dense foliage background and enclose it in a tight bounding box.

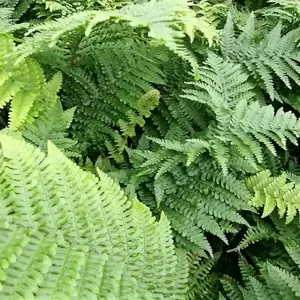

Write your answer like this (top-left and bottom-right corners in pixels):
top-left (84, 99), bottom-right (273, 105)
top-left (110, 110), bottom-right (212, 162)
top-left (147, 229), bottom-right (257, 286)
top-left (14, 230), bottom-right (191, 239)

top-left (1, 0), bottom-right (300, 299)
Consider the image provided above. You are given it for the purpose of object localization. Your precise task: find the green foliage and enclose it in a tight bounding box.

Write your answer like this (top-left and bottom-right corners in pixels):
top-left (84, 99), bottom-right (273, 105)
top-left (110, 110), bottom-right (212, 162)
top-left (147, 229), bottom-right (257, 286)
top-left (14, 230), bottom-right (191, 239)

top-left (246, 170), bottom-right (300, 223)
top-left (174, 52), bottom-right (300, 175)
top-left (12, 0), bottom-right (209, 159)
top-left (221, 262), bottom-right (300, 300)
top-left (0, 0), bottom-right (34, 19)
top-left (221, 220), bottom-right (300, 300)
top-left (0, 35), bottom-right (77, 154)
top-left (2, 0), bottom-right (300, 298)
top-left (0, 7), bottom-right (28, 31)
top-left (21, 98), bottom-right (78, 155)
top-left (261, 0), bottom-right (300, 26)
top-left (187, 251), bottom-right (221, 299)
top-left (0, 134), bottom-right (189, 299)
top-left (41, 34), bottom-right (163, 159)
top-left (221, 13), bottom-right (300, 100)
top-left (122, 145), bottom-right (252, 254)
top-left (0, 33), bottom-right (56, 130)
top-left (15, 0), bottom-right (202, 70)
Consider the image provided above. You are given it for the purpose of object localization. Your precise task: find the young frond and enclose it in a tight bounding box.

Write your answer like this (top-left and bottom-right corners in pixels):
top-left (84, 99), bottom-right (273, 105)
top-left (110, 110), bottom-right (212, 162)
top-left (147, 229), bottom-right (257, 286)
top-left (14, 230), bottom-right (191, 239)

top-left (0, 34), bottom-right (60, 130)
top-left (231, 217), bottom-right (276, 252)
top-left (246, 170), bottom-right (300, 223)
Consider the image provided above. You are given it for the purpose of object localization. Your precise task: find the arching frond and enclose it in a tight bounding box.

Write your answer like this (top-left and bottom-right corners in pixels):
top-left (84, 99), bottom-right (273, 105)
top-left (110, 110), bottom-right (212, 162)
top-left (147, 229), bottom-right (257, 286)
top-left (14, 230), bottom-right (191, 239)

top-left (183, 54), bottom-right (300, 173)
top-left (16, 0), bottom-right (202, 73)
top-left (0, 134), bottom-right (189, 299)
top-left (221, 13), bottom-right (300, 100)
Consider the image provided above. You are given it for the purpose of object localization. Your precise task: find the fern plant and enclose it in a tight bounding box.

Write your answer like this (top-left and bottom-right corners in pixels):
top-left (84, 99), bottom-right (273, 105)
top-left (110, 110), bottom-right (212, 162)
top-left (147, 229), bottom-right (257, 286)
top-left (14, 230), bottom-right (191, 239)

top-left (10, 0), bottom-right (211, 159)
top-left (220, 215), bottom-right (300, 300)
top-left (0, 0), bottom-right (34, 19)
top-left (104, 26), bottom-right (300, 256)
top-left (220, 260), bottom-right (300, 300)
top-left (260, 0), bottom-right (300, 27)
top-left (221, 12), bottom-right (300, 100)
top-left (169, 52), bottom-right (300, 174)
top-left (37, 31), bottom-right (163, 159)
top-left (110, 138), bottom-right (252, 255)
top-left (246, 170), bottom-right (300, 223)
top-left (0, 33), bottom-right (56, 130)
top-left (20, 98), bottom-right (78, 155)
top-left (0, 134), bottom-right (189, 299)
top-left (0, 7), bottom-right (28, 31)
top-left (2, 1), bottom-right (300, 298)
top-left (15, 0), bottom-right (202, 69)
top-left (187, 251), bottom-right (221, 300)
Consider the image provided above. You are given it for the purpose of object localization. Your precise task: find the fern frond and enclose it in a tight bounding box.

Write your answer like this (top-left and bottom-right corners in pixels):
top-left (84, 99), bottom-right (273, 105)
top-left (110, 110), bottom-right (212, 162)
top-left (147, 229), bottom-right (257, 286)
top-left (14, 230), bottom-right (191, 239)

top-left (231, 217), bottom-right (275, 251)
top-left (262, 0), bottom-right (300, 25)
top-left (187, 252), bottom-right (221, 299)
top-left (246, 170), bottom-right (300, 223)
top-left (21, 99), bottom-right (78, 155)
top-left (248, 276), bottom-right (272, 299)
top-left (0, 134), bottom-right (189, 299)
top-left (265, 262), bottom-right (300, 298)
top-left (238, 256), bottom-right (257, 285)
top-left (222, 259), bottom-right (300, 300)
top-left (219, 293), bottom-right (227, 300)
top-left (16, 0), bottom-right (201, 73)
top-left (0, 7), bottom-right (28, 32)
top-left (165, 208), bottom-right (213, 256)
top-left (35, 0), bottom-right (116, 17)
top-left (34, 20), bottom-right (165, 160)
top-left (230, 99), bottom-right (300, 153)
top-left (0, 34), bottom-right (61, 130)
top-left (127, 150), bottom-right (252, 252)
top-left (285, 242), bottom-right (300, 266)
top-left (151, 56), bottom-right (204, 134)
top-left (221, 275), bottom-right (243, 300)
top-left (221, 12), bottom-right (235, 59)
top-left (183, 53), bottom-right (300, 173)
top-left (221, 13), bottom-right (300, 99)
top-left (17, 71), bottom-right (77, 154)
